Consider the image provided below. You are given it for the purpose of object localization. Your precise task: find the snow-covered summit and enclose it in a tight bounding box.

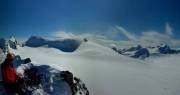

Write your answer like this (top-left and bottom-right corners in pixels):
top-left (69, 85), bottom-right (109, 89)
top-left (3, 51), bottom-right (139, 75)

top-left (0, 36), bottom-right (20, 53)
top-left (8, 36), bottom-right (19, 49)
top-left (9, 36), bottom-right (17, 43)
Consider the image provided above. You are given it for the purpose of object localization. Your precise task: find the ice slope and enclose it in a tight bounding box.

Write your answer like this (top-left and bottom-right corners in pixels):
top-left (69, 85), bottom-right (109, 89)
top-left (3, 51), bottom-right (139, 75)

top-left (12, 41), bottom-right (180, 95)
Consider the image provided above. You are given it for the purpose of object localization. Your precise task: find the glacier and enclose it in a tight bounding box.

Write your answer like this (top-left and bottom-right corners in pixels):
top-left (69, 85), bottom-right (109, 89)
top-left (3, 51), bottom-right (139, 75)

top-left (0, 35), bottom-right (180, 95)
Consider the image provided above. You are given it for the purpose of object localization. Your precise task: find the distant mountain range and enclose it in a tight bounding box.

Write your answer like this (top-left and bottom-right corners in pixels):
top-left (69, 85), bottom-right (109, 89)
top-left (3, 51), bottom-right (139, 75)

top-left (111, 44), bottom-right (180, 59)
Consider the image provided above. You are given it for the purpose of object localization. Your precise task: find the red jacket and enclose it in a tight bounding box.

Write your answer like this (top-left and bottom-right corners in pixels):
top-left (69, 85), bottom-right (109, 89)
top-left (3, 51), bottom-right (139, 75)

top-left (1, 60), bottom-right (18, 84)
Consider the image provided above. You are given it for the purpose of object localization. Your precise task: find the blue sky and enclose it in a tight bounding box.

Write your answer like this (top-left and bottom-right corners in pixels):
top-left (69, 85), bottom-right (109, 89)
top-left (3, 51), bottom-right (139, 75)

top-left (0, 0), bottom-right (180, 39)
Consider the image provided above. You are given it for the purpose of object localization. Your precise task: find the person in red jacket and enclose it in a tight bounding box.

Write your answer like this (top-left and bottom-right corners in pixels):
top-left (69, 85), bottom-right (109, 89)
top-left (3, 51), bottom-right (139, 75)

top-left (1, 53), bottom-right (24, 95)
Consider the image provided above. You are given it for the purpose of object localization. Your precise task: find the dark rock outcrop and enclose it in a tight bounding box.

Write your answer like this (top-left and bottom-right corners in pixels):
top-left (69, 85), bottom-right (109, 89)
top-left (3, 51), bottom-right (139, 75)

top-left (48, 39), bottom-right (81, 52)
top-left (158, 44), bottom-right (180, 54)
top-left (131, 48), bottom-right (150, 59)
top-left (112, 45), bottom-right (150, 59)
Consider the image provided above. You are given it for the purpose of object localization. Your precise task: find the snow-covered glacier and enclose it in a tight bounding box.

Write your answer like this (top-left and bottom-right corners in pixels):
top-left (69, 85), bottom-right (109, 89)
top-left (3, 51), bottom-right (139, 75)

top-left (1, 35), bottom-right (180, 95)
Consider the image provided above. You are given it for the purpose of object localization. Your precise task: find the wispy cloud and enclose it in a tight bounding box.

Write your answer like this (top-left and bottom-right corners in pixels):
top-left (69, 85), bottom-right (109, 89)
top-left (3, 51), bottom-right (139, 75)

top-left (52, 31), bottom-right (77, 39)
top-left (51, 23), bottom-right (180, 48)
top-left (115, 26), bottom-right (137, 41)
top-left (165, 22), bottom-right (173, 36)
top-left (51, 30), bottom-right (108, 41)
top-left (115, 23), bottom-right (180, 47)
